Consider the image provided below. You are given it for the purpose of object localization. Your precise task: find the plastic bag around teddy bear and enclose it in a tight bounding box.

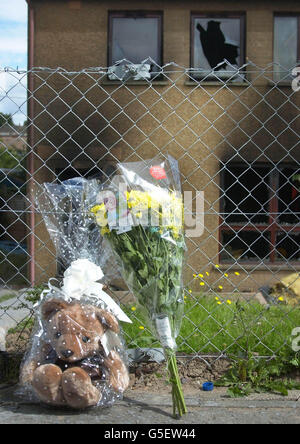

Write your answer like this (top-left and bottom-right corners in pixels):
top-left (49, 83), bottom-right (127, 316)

top-left (18, 179), bottom-right (131, 409)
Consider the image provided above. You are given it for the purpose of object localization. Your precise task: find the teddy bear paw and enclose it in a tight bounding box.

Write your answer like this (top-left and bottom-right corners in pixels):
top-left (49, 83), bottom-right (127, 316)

top-left (32, 364), bottom-right (66, 406)
top-left (61, 367), bottom-right (102, 409)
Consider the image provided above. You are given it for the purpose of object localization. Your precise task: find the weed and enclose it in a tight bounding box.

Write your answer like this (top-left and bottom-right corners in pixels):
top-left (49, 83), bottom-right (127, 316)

top-left (215, 350), bottom-right (300, 397)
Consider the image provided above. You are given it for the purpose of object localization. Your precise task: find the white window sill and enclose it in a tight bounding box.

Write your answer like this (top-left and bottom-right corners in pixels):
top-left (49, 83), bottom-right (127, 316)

top-left (101, 78), bottom-right (169, 86)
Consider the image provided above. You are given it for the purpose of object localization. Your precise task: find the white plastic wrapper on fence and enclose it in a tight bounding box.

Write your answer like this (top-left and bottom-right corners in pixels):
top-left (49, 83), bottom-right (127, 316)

top-left (18, 178), bottom-right (131, 409)
top-left (34, 177), bottom-right (119, 282)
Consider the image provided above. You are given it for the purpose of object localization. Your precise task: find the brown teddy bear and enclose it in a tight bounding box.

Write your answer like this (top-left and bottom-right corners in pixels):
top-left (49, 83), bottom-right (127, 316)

top-left (20, 298), bottom-right (129, 409)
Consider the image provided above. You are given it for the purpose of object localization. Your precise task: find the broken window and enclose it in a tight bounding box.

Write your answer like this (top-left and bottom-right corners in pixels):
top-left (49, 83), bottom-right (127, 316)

top-left (222, 165), bottom-right (270, 224)
top-left (221, 230), bottom-right (271, 262)
top-left (108, 11), bottom-right (162, 72)
top-left (274, 15), bottom-right (300, 82)
top-left (221, 164), bottom-right (300, 263)
top-left (191, 13), bottom-right (245, 80)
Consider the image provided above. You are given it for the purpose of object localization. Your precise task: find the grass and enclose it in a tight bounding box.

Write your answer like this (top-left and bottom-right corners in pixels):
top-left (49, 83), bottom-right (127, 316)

top-left (121, 292), bottom-right (300, 357)
top-left (6, 287), bottom-right (300, 359)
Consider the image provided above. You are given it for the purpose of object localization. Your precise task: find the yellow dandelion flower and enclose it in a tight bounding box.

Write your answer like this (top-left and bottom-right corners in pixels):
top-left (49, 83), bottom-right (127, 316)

top-left (215, 264), bottom-right (220, 268)
top-left (234, 271), bottom-right (240, 276)
top-left (215, 297), bottom-right (219, 301)
top-left (206, 272), bottom-right (210, 276)
top-left (200, 282), bottom-right (205, 286)
top-left (217, 301), bottom-right (222, 305)
top-left (193, 274), bottom-right (197, 278)
top-left (278, 296), bottom-right (284, 302)
top-left (139, 326), bottom-right (145, 330)
top-left (198, 273), bottom-right (204, 278)
top-left (226, 299), bottom-right (232, 305)
top-left (218, 285), bottom-right (223, 290)
top-left (131, 306), bottom-right (137, 311)
top-left (188, 289), bottom-right (192, 294)
top-left (224, 273), bottom-right (228, 277)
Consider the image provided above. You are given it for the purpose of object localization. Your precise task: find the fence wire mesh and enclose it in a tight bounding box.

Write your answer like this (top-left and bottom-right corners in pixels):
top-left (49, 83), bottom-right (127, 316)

top-left (0, 60), bottom-right (299, 364)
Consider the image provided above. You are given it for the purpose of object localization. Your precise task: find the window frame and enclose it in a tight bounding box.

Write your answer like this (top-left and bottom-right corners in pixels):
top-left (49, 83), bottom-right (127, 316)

top-left (273, 13), bottom-right (300, 65)
top-left (108, 10), bottom-right (163, 67)
top-left (190, 12), bottom-right (246, 71)
top-left (220, 162), bottom-right (300, 264)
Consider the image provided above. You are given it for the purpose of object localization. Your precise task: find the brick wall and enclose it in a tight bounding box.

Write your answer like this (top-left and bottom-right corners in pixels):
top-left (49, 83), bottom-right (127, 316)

top-left (29, 0), bottom-right (300, 291)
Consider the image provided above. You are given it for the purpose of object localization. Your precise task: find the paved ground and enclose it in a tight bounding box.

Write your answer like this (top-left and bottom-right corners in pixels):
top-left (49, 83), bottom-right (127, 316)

top-left (0, 385), bottom-right (299, 424)
top-left (0, 290), bottom-right (32, 351)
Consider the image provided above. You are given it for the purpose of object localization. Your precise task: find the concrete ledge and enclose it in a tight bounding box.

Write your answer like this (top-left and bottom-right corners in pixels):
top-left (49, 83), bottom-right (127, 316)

top-left (1, 385), bottom-right (300, 424)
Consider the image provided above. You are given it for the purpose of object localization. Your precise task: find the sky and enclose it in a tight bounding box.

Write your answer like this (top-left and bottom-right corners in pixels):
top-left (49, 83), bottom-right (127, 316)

top-left (0, 1), bottom-right (28, 125)
top-left (0, 0), bottom-right (27, 69)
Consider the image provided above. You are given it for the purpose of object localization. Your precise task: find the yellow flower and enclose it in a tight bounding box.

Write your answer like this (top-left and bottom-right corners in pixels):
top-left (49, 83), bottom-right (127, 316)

top-left (215, 297), bottom-right (219, 301)
top-left (226, 299), bottom-right (232, 305)
top-left (96, 213), bottom-right (108, 227)
top-left (139, 326), bottom-right (145, 330)
top-left (278, 296), bottom-right (284, 302)
top-left (218, 285), bottom-right (223, 290)
top-left (215, 264), bottom-right (220, 268)
top-left (217, 301), bottom-right (222, 305)
top-left (193, 274), bottom-right (197, 278)
top-left (206, 272), bottom-right (210, 276)
top-left (224, 273), bottom-right (228, 277)
top-left (198, 273), bottom-right (203, 278)
top-left (200, 282), bottom-right (205, 286)
top-left (91, 204), bottom-right (105, 213)
top-left (131, 306), bottom-right (137, 311)
top-left (101, 226), bottom-right (110, 236)
top-left (91, 204), bottom-right (108, 227)
top-left (188, 289), bottom-right (192, 294)
top-left (234, 272), bottom-right (240, 276)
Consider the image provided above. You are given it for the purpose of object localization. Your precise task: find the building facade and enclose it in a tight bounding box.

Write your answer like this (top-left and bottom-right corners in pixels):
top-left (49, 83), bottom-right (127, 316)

top-left (26, 0), bottom-right (300, 292)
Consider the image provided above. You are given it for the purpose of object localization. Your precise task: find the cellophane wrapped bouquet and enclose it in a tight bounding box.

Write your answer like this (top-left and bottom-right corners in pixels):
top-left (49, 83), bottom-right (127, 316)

top-left (90, 156), bottom-right (187, 416)
top-left (19, 178), bottom-right (131, 409)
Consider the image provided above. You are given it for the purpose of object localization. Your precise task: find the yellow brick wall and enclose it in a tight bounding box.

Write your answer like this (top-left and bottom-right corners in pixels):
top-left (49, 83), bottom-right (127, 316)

top-left (30, 0), bottom-right (300, 292)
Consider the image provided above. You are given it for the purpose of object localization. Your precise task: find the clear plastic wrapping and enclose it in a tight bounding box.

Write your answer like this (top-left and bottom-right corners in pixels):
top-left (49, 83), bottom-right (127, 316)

top-left (89, 155), bottom-right (187, 415)
top-left (90, 155), bottom-right (186, 348)
top-left (19, 291), bottom-right (129, 409)
top-left (19, 178), bottom-right (130, 409)
top-left (34, 177), bottom-right (118, 282)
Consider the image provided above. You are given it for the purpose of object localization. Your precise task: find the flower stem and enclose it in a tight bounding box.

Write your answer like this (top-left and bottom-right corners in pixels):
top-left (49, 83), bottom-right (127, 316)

top-left (166, 350), bottom-right (187, 417)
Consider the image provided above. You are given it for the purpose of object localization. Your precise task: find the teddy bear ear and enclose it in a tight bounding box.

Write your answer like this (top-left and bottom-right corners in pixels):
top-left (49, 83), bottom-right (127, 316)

top-left (42, 299), bottom-right (68, 320)
top-left (95, 309), bottom-right (120, 334)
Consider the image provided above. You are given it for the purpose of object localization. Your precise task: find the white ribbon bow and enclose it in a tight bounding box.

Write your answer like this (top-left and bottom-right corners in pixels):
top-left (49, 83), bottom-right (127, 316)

top-left (61, 259), bottom-right (132, 323)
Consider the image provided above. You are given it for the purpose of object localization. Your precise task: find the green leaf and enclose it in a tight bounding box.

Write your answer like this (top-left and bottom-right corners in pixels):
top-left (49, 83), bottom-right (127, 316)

top-left (227, 386), bottom-right (248, 398)
top-left (138, 268), bottom-right (148, 279)
top-left (267, 382), bottom-right (289, 396)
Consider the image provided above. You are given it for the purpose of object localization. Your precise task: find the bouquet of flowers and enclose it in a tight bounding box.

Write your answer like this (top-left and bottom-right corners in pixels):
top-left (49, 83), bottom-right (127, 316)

top-left (90, 156), bottom-right (187, 417)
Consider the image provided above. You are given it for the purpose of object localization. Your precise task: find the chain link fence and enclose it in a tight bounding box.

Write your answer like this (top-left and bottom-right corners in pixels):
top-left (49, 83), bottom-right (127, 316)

top-left (0, 61), bottom-right (299, 364)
